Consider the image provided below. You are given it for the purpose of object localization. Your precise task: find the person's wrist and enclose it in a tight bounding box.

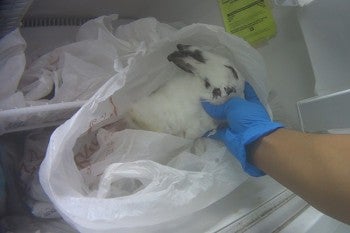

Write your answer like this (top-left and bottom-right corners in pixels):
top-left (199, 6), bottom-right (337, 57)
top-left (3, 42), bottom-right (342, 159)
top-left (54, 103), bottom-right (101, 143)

top-left (246, 127), bottom-right (285, 170)
top-left (242, 122), bottom-right (284, 146)
top-left (238, 122), bottom-right (283, 177)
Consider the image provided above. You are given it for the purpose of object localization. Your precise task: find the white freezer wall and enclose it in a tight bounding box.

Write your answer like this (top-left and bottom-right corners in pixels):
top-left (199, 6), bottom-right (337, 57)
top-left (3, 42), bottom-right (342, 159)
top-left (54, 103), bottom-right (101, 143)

top-left (24, 0), bottom-right (316, 129)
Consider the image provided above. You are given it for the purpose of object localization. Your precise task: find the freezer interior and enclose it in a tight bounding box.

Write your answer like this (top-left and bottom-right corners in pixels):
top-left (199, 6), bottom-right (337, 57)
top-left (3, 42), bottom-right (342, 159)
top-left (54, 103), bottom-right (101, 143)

top-left (1, 0), bottom-right (349, 232)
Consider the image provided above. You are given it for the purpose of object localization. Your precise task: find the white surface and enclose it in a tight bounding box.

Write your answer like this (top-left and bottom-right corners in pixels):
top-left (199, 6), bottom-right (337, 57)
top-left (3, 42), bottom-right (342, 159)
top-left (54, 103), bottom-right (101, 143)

top-left (298, 0), bottom-right (350, 96)
top-left (244, 195), bottom-right (306, 233)
top-left (212, 190), bottom-right (307, 232)
top-left (258, 7), bottom-right (315, 129)
top-left (298, 89), bottom-right (350, 132)
top-left (97, 176), bottom-right (287, 233)
top-left (280, 206), bottom-right (350, 233)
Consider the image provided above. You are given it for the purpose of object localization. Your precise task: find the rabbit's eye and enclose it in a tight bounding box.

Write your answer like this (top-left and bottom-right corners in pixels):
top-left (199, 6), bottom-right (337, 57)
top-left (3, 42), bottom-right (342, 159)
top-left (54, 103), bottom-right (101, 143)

top-left (225, 65), bottom-right (239, 80)
top-left (212, 88), bottom-right (221, 99)
top-left (204, 79), bottom-right (211, 89)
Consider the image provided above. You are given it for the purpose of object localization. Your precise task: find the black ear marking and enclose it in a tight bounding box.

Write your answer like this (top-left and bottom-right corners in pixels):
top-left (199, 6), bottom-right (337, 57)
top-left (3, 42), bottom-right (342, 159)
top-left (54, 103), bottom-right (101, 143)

top-left (167, 51), bottom-right (194, 73)
top-left (191, 50), bottom-right (206, 63)
top-left (168, 45), bottom-right (207, 74)
top-left (225, 65), bottom-right (239, 80)
top-left (174, 50), bottom-right (205, 63)
top-left (167, 51), bottom-right (181, 62)
top-left (168, 47), bottom-right (206, 63)
top-left (175, 60), bottom-right (194, 74)
top-left (212, 88), bottom-right (221, 99)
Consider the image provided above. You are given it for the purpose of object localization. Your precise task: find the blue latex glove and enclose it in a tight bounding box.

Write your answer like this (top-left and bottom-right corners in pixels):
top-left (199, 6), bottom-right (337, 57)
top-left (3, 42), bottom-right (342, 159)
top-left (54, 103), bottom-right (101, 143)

top-left (201, 82), bottom-right (283, 177)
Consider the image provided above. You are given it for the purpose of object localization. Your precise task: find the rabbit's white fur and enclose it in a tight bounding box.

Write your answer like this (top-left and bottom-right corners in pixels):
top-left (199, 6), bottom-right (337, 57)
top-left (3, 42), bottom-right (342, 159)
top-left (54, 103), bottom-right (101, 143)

top-left (126, 45), bottom-right (245, 139)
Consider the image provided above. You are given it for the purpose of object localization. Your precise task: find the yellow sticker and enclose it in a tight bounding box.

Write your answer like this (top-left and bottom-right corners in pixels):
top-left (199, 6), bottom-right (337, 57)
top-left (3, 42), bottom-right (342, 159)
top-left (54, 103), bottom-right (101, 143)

top-left (218, 0), bottom-right (276, 45)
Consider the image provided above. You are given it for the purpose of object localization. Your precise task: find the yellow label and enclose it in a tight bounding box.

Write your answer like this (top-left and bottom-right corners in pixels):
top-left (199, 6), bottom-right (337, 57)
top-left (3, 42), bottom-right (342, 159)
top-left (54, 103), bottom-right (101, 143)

top-left (218, 0), bottom-right (276, 45)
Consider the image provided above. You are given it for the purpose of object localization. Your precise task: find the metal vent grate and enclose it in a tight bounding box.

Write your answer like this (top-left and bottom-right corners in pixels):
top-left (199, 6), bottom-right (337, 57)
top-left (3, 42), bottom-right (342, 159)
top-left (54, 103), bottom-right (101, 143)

top-left (22, 16), bottom-right (94, 27)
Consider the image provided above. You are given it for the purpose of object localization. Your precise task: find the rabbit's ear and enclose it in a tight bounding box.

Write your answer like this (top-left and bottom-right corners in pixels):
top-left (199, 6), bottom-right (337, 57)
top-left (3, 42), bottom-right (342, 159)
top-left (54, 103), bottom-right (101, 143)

top-left (167, 51), bottom-right (195, 74)
top-left (168, 44), bottom-right (206, 63)
top-left (167, 44), bottom-right (207, 74)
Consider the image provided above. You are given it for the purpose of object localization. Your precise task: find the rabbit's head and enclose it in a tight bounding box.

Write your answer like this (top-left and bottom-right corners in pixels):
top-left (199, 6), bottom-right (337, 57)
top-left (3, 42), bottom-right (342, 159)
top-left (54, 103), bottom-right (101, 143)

top-left (167, 44), bottom-right (245, 103)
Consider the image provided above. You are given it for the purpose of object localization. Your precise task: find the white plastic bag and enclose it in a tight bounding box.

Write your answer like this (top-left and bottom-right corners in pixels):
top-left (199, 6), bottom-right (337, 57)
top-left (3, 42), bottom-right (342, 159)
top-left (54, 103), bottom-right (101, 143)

top-left (18, 15), bottom-right (177, 104)
top-left (0, 29), bottom-right (26, 105)
top-left (20, 128), bottom-right (60, 219)
top-left (18, 39), bottom-right (118, 103)
top-left (40, 18), bottom-right (270, 233)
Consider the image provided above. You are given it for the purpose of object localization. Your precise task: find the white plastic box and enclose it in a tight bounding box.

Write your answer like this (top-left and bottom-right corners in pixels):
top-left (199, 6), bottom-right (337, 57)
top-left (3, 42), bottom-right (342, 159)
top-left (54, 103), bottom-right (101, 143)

top-left (298, 0), bottom-right (350, 96)
top-left (297, 0), bottom-right (350, 133)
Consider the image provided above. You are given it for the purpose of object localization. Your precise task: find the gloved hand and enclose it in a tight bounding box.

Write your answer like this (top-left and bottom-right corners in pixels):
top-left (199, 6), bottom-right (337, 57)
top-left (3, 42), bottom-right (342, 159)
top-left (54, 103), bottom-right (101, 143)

top-left (201, 82), bottom-right (283, 177)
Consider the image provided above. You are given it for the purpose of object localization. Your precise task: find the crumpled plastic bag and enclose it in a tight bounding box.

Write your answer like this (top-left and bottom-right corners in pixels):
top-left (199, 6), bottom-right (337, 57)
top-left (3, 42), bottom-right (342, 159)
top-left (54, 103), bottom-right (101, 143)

top-left (40, 17), bottom-right (271, 233)
top-left (2, 15), bottom-right (169, 111)
top-left (77, 129), bottom-right (247, 224)
top-left (77, 15), bottom-right (176, 60)
top-left (1, 15), bottom-right (172, 135)
top-left (0, 29), bottom-right (26, 109)
top-left (19, 39), bottom-right (118, 103)
top-left (19, 128), bottom-right (60, 219)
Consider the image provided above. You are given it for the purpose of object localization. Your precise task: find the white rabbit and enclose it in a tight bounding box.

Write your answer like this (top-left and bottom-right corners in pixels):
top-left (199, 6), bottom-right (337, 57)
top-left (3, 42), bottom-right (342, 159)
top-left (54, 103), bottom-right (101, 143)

top-left (126, 44), bottom-right (245, 139)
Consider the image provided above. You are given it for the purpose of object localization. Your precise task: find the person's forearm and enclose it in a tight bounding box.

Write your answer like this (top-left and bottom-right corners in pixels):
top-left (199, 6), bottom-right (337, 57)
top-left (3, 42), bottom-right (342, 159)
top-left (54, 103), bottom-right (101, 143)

top-left (249, 128), bottom-right (350, 224)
